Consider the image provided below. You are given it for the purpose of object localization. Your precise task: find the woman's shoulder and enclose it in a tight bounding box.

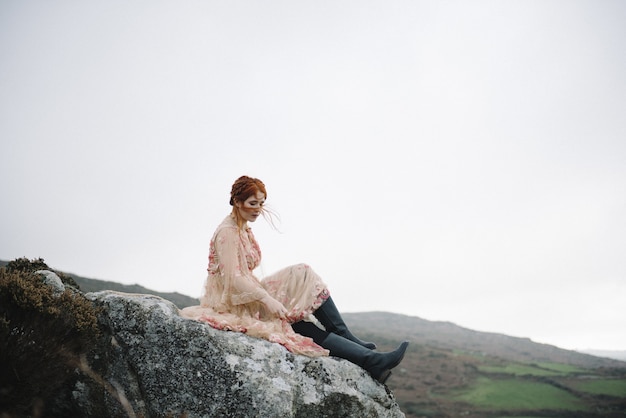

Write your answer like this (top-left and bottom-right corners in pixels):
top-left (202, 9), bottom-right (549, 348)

top-left (213, 216), bottom-right (240, 237)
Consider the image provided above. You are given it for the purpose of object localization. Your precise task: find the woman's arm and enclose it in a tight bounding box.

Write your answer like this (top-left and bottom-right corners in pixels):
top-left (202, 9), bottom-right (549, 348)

top-left (215, 227), bottom-right (287, 317)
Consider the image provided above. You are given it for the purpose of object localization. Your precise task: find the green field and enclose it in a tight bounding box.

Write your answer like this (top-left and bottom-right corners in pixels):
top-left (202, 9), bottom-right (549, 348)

top-left (535, 362), bottom-right (586, 374)
top-left (479, 363), bottom-right (561, 376)
top-left (394, 347), bottom-right (626, 417)
top-left (452, 376), bottom-right (589, 411)
top-left (478, 361), bottom-right (587, 376)
top-left (572, 378), bottom-right (626, 397)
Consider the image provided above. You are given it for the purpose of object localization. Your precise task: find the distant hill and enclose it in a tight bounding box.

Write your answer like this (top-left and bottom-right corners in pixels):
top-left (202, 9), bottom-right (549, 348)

top-left (581, 349), bottom-right (626, 362)
top-left (67, 274), bottom-right (199, 310)
top-left (0, 259), bottom-right (198, 309)
top-left (343, 311), bottom-right (626, 370)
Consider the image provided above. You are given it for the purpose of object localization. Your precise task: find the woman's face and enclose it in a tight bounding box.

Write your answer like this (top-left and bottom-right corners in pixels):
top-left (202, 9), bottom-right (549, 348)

top-left (236, 191), bottom-right (265, 223)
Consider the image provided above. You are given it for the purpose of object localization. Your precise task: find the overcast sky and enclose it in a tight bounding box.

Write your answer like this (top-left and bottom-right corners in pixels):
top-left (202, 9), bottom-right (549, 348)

top-left (2, 1), bottom-right (625, 352)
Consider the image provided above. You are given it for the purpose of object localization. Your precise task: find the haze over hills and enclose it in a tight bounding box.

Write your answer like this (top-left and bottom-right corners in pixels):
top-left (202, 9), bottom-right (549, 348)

top-left (582, 350), bottom-right (626, 362)
top-left (1, 259), bottom-right (625, 367)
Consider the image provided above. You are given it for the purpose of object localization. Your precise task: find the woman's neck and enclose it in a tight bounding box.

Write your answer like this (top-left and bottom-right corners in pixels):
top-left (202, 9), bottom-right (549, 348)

top-left (230, 212), bottom-right (247, 230)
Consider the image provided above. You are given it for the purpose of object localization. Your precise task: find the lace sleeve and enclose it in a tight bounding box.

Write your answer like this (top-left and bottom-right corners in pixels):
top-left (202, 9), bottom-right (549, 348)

top-left (215, 226), bottom-right (270, 305)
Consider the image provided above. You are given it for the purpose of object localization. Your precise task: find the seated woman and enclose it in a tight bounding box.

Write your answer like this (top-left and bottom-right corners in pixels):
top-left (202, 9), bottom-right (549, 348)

top-left (180, 175), bottom-right (408, 383)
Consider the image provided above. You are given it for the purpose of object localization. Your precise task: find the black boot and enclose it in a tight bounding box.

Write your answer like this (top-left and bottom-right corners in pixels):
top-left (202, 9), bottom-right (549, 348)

top-left (321, 333), bottom-right (409, 384)
top-left (313, 297), bottom-right (377, 349)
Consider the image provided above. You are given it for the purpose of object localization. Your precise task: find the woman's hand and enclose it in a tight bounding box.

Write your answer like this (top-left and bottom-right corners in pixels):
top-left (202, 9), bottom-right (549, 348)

top-left (262, 295), bottom-right (288, 319)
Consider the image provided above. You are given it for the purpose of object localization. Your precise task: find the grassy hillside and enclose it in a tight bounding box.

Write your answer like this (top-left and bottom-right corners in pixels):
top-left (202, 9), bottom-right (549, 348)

top-left (343, 312), bottom-right (626, 369)
top-left (2, 259), bottom-right (625, 417)
top-left (343, 313), bottom-right (626, 417)
top-left (377, 341), bottom-right (626, 417)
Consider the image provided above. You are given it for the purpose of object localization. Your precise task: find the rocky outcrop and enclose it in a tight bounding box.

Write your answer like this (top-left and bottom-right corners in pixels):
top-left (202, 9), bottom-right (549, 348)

top-left (71, 290), bottom-right (405, 417)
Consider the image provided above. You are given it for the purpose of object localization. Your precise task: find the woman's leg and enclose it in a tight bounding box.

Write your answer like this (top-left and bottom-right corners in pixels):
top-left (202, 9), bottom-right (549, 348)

top-left (292, 321), bottom-right (409, 384)
top-left (312, 296), bottom-right (377, 349)
top-left (291, 320), bottom-right (329, 346)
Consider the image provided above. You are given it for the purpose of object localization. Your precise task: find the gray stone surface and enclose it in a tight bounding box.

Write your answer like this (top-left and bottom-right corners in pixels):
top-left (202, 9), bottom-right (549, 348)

top-left (35, 269), bottom-right (65, 295)
top-left (79, 291), bottom-right (405, 418)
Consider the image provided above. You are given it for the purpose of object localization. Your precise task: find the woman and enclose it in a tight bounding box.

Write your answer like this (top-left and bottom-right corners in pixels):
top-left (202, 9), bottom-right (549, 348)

top-left (181, 175), bottom-right (408, 383)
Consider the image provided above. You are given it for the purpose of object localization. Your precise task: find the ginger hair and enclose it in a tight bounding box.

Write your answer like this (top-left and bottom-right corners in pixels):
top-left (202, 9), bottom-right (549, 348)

top-left (229, 176), bottom-right (269, 229)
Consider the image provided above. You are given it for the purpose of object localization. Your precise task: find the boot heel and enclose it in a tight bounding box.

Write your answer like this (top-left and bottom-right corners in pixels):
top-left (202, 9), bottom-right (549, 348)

top-left (368, 341), bottom-right (409, 383)
top-left (377, 370), bottom-right (392, 384)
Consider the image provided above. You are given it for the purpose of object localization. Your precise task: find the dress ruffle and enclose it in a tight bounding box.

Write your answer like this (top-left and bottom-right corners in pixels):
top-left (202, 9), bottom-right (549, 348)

top-left (180, 264), bottom-right (330, 357)
top-left (181, 303), bottom-right (328, 357)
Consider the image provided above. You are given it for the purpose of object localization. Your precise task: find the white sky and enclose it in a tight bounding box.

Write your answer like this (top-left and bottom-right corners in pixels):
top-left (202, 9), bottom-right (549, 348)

top-left (1, 1), bottom-right (625, 352)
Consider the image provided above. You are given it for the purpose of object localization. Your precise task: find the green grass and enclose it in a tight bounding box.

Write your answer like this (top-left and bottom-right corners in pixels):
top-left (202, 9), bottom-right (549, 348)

top-left (453, 377), bottom-right (588, 411)
top-left (572, 378), bottom-right (626, 397)
top-left (478, 363), bottom-right (561, 376)
top-left (535, 362), bottom-right (586, 374)
top-left (479, 361), bottom-right (586, 377)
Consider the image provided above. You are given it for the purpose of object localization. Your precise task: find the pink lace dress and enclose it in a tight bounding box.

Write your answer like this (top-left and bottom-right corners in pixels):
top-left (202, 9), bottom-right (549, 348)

top-left (180, 215), bottom-right (330, 357)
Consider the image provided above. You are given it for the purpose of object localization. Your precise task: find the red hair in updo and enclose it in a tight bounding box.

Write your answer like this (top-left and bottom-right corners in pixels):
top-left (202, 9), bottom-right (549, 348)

top-left (230, 175), bottom-right (267, 206)
top-left (229, 176), bottom-right (269, 229)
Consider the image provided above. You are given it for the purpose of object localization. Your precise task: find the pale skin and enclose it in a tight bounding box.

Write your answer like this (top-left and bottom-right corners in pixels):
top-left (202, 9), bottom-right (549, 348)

top-left (234, 191), bottom-right (288, 319)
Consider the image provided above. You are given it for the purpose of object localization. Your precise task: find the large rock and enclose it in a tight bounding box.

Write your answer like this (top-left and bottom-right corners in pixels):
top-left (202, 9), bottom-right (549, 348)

top-left (76, 291), bottom-right (405, 418)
